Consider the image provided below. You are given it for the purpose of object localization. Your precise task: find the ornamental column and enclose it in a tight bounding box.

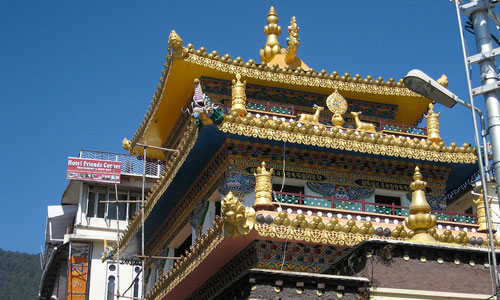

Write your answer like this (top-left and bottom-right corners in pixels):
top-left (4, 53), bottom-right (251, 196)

top-left (253, 161), bottom-right (274, 210)
top-left (425, 103), bottom-right (443, 144)
top-left (230, 73), bottom-right (247, 117)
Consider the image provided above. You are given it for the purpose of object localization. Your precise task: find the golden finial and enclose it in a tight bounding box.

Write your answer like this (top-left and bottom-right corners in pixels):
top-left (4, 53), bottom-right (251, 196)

top-left (259, 6), bottom-right (283, 63)
top-left (285, 16), bottom-right (300, 65)
top-left (425, 103), bottom-right (442, 144)
top-left (230, 73), bottom-right (247, 116)
top-left (221, 191), bottom-right (256, 238)
top-left (253, 161), bottom-right (274, 210)
top-left (437, 74), bottom-right (449, 88)
top-left (473, 185), bottom-right (496, 233)
top-left (168, 30), bottom-right (187, 59)
top-left (405, 166), bottom-right (437, 243)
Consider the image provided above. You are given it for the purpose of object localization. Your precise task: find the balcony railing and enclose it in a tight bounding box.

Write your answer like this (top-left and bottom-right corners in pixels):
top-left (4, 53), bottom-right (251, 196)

top-left (274, 191), bottom-right (477, 225)
top-left (379, 120), bottom-right (427, 136)
top-left (246, 100), bottom-right (295, 116)
top-left (79, 149), bottom-right (165, 178)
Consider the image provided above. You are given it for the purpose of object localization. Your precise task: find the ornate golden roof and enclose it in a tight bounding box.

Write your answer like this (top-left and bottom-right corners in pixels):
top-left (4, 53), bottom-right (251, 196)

top-left (125, 26), bottom-right (432, 160)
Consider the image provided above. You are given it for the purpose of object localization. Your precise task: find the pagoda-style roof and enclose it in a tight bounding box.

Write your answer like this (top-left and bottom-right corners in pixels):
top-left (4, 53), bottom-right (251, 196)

top-left (125, 7), bottom-right (436, 160)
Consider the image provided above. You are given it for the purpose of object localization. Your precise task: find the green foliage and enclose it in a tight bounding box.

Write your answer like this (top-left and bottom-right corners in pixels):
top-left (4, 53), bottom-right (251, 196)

top-left (0, 248), bottom-right (42, 300)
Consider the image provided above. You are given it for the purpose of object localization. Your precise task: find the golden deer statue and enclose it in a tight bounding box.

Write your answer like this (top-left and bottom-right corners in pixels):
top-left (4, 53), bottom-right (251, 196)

top-left (351, 111), bottom-right (376, 132)
top-left (298, 105), bottom-right (323, 124)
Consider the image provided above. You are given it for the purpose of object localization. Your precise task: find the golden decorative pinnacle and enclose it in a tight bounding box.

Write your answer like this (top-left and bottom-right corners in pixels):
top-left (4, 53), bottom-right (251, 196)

top-left (253, 161), bottom-right (274, 210)
top-left (168, 30), bottom-right (187, 59)
top-left (260, 6), bottom-right (283, 63)
top-left (285, 16), bottom-right (300, 65)
top-left (437, 74), bottom-right (449, 88)
top-left (221, 191), bottom-right (255, 238)
top-left (425, 103), bottom-right (442, 144)
top-left (230, 73), bottom-right (247, 116)
top-left (405, 166), bottom-right (437, 243)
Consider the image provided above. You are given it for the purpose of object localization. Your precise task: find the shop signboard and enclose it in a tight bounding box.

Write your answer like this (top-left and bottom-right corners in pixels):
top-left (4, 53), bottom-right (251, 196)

top-left (66, 157), bottom-right (121, 183)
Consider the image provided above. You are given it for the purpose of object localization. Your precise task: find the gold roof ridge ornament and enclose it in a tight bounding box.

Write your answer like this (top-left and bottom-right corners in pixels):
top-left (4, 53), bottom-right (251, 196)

top-left (437, 74), bottom-right (449, 88)
top-left (230, 73), bottom-right (248, 117)
top-left (405, 166), bottom-right (437, 243)
top-left (253, 161), bottom-right (274, 210)
top-left (168, 30), bottom-right (188, 59)
top-left (425, 103), bottom-right (443, 144)
top-left (260, 6), bottom-right (283, 63)
top-left (285, 16), bottom-right (300, 65)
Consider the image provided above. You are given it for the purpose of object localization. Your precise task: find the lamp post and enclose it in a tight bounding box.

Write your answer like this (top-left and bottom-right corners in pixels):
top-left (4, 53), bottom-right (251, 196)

top-left (404, 69), bottom-right (499, 298)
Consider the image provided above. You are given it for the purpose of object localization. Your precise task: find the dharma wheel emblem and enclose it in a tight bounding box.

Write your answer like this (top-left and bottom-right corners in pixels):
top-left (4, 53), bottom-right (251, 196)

top-left (326, 89), bottom-right (347, 114)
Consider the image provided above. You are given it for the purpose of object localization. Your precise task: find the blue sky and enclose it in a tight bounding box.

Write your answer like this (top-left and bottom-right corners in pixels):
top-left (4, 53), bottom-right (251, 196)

top-left (0, 1), bottom-right (492, 253)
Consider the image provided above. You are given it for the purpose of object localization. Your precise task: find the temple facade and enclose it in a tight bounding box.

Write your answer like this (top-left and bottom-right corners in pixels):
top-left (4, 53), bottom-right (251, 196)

top-left (109, 6), bottom-right (500, 300)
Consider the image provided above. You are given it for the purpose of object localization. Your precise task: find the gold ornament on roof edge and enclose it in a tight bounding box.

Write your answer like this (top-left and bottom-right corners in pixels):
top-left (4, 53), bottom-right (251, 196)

top-left (351, 111), bottom-right (376, 132)
top-left (222, 191), bottom-right (255, 238)
top-left (168, 30), bottom-right (187, 59)
top-left (298, 105), bottom-right (324, 125)
top-left (253, 161), bottom-right (274, 210)
top-left (122, 137), bottom-right (132, 151)
top-left (259, 6), bottom-right (283, 63)
top-left (425, 103), bottom-right (442, 144)
top-left (405, 166), bottom-right (437, 243)
top-left (327, 89), bottom-right (347, 127)
top-left (230, 73), bottom-right (247, 116)
top-left (473, 189), bottom-right (496, 233)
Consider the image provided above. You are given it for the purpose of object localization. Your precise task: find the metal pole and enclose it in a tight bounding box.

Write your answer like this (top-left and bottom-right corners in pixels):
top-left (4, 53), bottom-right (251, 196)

top-left (141, 146), bottom-right (146, 299)
top-left (115, 181), bottom-right (120, 299)
top-left (455, 1), bottom-right (500, 298)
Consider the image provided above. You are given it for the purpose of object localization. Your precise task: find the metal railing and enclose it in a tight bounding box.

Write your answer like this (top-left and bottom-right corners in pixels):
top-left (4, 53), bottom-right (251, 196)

top-left (274, 191), bottom-right (477, 225)
top-left (79, 149), bottom-right (165, 178)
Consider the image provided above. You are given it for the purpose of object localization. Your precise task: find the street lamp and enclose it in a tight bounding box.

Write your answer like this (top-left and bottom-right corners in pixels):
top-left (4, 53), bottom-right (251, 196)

top-left (403, 70), bottom-right (458, 108)
top-left (404, 68), bottom-right (499, 297)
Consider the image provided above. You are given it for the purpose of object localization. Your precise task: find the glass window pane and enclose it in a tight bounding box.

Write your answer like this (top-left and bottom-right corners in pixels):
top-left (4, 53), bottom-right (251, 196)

top-left (107, 193), bottom-right (117, 220)
top-left (87, 192), bottom-right (96, 217)
top-left (118, 194), bottom-right (127, 221)
top-left (97, 192), bottom-right (106, 218)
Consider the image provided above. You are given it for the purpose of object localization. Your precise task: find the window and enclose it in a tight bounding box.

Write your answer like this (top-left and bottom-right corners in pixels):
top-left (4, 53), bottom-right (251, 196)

top-left (86, 190), bottom-right (106, 218)
top-left (272, 184), bottom-right (304, 194)
top-left (174, 234), bottom-right (192, 257)
top-left (87, 187), bottom-right (141, 220)
top-left (133, 266), bottom-right (141, 298)
top-left (465, 206), bottom-right (473, 215)
top-left (106, 263), bottom-right (117, 300)
top-left (375, 194), bottom-right (401, 206)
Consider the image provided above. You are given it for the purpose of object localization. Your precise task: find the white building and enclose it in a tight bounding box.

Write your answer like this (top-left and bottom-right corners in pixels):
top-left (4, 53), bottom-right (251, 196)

top-left (39, 150), bottom-right (161, 300)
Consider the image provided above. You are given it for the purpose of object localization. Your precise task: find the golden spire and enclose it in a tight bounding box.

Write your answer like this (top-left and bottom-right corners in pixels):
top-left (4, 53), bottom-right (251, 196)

top-left (253, 161), bottom-right (274, 210)
top-left (230, 73), bottom-right (247, 116)
top-left (425, 103), bottom-right (442, 144)
top-left (259, 6), bottom-right (283, 63)
top-left (285, 16), bottom-right (300, 65)
top-left (405, 166), bottom-right (437, 243)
